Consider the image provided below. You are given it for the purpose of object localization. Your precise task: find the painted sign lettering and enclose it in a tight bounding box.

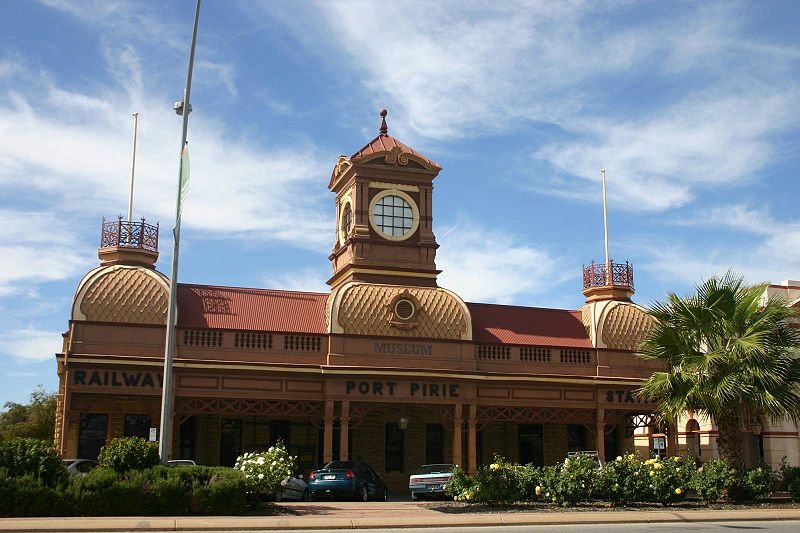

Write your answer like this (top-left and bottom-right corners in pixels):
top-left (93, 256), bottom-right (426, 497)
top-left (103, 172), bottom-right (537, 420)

top-left (72, 370), bottom-right (163, 389)
top-left (373, 343), bottom-right (432, 355)
top-left (605, 390), bottom-right (644, 404)
top-left (345, 380), bottom-right (459, 398)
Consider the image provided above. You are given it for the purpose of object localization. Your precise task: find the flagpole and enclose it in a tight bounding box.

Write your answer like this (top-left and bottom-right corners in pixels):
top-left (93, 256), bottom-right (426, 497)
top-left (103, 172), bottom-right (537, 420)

top-left (601, 168), bottom-right (610, 284)
top-left (127, 112), bottom-right (138, 223)
top-left (159, 0), bottom-right (201, 464)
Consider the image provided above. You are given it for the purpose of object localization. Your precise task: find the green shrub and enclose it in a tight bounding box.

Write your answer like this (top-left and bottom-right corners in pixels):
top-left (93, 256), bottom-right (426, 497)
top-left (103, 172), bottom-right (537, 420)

top-left (444, 456), bottom-right (536, 504)
top-left (539, 454), bottom-right (600, 506)
top-left (640, 455), bottom-right (696, 505)
top-left (597, 453), bottom-right (648, 506)
top-left (444, 466), bottom-right (476, 501)
top-left (191, 469), bottom-right (247, 515)
top-left (234, 441), bottom-right (296, 498)
top-left (729, 466), bottom-right (775, 502)
top-left (516, 463), bottom-right (542, 502)
top-left (69, 468), bottom-right (143, 516)
top-left (782, 465), bottom-right (800, 502)
top-left (692, 458), bottom-right (736, 504)
top-left (6, 475), bottom-right (74, 517)
top-left (0, 437), bottom-right (67, 487)
top-left (97, 437), bottom-right (159, 474)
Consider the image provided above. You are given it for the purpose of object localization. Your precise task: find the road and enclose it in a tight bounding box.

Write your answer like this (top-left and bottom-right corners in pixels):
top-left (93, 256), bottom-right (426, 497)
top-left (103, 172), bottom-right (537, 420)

top-left (89, 521), bottom-right (800, 533)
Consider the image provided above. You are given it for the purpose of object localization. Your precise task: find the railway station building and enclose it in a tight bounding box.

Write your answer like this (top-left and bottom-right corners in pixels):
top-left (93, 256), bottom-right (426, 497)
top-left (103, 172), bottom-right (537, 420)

top-left (53, 112), bottom-right (796, 493)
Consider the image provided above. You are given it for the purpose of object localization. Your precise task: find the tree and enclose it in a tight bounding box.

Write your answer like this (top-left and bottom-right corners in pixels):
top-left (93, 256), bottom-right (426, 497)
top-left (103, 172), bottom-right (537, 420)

top-left (0, 386), bottom-right (58, 442)
top-left (638, 273), bottom-right (800, 468)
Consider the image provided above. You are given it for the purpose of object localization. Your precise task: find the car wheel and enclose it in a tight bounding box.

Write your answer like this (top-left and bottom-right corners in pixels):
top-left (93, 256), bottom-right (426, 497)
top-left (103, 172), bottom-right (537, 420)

top-left (383, 489), bottom-right (388, 502)
top-left (302, 489), bottom-right (310, 502)
top-left (359, 486), bottom-right (368, 502)
top-left (411, 493), bottom-right (418, 501)
top-left (275, 490), bottom-right (283, 502)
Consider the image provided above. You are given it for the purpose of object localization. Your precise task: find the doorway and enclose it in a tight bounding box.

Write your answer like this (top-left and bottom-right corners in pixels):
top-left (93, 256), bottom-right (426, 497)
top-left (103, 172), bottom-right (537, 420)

top-left (518, 424), bottom-right (544, 466)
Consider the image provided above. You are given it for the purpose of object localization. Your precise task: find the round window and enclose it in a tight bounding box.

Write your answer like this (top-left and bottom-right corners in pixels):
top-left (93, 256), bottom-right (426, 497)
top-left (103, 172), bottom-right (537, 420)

top-left (373, 194), bottom-right (414, 238)
top-left (394, 299), bottom-right (415, 320)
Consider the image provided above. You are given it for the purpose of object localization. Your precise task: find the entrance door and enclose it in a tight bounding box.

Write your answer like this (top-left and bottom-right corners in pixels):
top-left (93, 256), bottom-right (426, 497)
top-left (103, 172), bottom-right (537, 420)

top-left (179, 416), bottom-right (196, 461)
top-left (518, 424), bottom-right (544, 467)
top-left (426, 423), bottom-right (444, 464)
top-left (220, 419), bottom-right (242, 467)
top-left (78, 413), bottom-right (108, 460)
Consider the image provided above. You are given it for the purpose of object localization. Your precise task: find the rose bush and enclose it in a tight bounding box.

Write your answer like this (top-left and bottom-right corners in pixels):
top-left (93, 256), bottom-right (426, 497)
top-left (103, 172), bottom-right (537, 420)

top-left (641, 455), bottom-right (695, 505)
top-left (233, 441), bottom-right (297, 498)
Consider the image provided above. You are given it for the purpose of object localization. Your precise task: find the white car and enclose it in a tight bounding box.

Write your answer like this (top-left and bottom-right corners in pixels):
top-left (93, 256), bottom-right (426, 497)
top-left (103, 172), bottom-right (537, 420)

top-left (409, 464), bottom-right (455, 501)
top-left (167, 459), bottom-right (197, 467)
top-left (277, 473), bottom-right (310, 501)
top-left (62, 458), bottom-right (98, 475)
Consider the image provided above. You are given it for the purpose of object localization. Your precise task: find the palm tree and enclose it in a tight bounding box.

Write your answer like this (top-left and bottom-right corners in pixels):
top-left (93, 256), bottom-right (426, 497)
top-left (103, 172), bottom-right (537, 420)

top-left (638, 272), bottom-right (800, 468)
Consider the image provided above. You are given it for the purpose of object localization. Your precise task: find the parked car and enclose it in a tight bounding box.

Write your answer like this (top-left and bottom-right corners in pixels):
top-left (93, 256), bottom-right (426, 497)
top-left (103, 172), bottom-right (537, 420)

top-left (166, 459), bottom-right (197, 467)
top-left (276, 472), bottom-right (310, 501)
top-left (408, 463), bottom-right (455, 501)
top-left (308, 461), bottom-right (388, 501)
top-left (62, 458), bottom-right (98, 475)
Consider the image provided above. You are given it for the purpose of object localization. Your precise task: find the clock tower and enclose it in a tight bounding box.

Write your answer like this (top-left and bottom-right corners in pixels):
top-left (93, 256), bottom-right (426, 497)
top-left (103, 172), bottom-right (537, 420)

top-left (328, 110), bottom-right (441, 288)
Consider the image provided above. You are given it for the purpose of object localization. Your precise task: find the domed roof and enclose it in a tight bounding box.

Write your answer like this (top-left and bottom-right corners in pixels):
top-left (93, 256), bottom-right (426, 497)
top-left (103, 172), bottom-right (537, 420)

top-left (328, 282), bottom-right (471, 340)
top-left (72, 265), bottom-right (169, 325)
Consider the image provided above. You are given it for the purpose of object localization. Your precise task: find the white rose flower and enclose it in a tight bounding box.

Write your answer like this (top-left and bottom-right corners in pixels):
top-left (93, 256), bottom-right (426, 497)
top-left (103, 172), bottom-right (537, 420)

top-left (258, 473), bottom-right (265, 480)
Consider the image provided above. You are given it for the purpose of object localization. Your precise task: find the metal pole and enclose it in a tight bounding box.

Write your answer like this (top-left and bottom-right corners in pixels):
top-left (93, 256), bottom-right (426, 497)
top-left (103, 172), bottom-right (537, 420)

top-left (127, 112), bottom-right (138, 222)
top-left (159, 0), bottom-right (201, 464)
top-left (601, 168), bottom-right (610, 284)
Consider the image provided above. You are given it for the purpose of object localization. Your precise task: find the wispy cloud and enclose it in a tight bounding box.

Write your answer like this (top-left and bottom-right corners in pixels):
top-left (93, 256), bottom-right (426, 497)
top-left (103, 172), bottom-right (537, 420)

top-left (641, 204), bottom-right (800, 291)
top-left (263, 1), bottom-right (800, 213)
top-left (437, 219), bottom-right (568, 304)
top-left (263, 267), bottom-right (329, 293)
top-left (0, 326), bottom-right (62, 363)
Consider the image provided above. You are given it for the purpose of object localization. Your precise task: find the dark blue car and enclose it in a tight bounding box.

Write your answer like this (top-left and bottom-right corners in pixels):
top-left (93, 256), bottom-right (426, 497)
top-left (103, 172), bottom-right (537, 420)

top-left (308, 461), bottom-right (388, 501)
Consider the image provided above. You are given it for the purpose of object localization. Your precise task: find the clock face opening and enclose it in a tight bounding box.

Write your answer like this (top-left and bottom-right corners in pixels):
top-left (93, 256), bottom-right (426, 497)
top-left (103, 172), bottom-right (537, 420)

top-left (373, 194), bottom-right (413, 238)
top-left (340, 202), bottom-right (353, 240)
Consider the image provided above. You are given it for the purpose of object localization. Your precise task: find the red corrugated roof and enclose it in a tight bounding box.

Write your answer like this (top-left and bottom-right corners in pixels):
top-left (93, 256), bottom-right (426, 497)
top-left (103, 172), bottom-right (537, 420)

top-left (177, 284), bottom-right (591, 348)
top-left (351, 133), bottom-right (441, 170)
top-left (467, 302), bottom-right (591, 348)
top-left (177, 284), bottom-right (328, 333)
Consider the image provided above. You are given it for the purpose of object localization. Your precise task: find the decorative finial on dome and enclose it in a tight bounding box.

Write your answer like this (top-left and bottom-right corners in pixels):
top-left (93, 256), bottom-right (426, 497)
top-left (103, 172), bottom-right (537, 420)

top-left (379, 108), bottom-right (388, 135)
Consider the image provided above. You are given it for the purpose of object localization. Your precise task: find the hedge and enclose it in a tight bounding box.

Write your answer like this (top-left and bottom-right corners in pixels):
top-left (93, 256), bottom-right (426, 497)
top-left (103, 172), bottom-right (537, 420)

top-left (0, 465), bottom-right (247, 517)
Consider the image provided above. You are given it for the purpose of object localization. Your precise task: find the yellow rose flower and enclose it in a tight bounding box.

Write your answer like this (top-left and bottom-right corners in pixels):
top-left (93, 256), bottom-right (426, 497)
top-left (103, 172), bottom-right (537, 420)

top-left (675, 488), bottom-right (682, 495)
top-left (649, 471), bottom-right (655, 477)
top-left (535, 486), bottom-right (542, 496)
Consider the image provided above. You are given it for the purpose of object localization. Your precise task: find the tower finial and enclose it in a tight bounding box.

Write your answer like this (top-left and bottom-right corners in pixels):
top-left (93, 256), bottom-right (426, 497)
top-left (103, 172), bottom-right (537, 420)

top-left (379, 108), bottom-right (388, 135)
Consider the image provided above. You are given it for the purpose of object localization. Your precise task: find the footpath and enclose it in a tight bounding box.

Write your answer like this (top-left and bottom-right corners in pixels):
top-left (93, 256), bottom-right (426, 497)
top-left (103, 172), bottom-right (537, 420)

top-left (1, 502), bottom-right (800, 531)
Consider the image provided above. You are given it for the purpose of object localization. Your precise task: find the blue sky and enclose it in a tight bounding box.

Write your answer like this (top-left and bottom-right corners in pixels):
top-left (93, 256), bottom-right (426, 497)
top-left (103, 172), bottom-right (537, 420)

top-left (1, 0), bottom-right (799, 406)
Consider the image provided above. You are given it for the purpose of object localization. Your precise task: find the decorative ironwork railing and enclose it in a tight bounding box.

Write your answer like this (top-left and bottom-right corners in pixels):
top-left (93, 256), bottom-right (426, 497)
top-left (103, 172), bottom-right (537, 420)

top-left (100, 217), bottom-right (159, 252)
top-left (582, 260), bottom-right (634, 290)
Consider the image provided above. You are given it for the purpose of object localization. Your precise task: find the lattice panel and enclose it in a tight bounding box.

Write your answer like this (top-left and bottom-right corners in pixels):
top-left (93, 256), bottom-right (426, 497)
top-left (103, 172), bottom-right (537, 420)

top-left (520, 347), bottom-right (551, 362)
top-left (560, 349), bottom-right (591, 365)
top-left (80, 267), bottom-right (167, 324)
top-left (337, 284), bottom-right (468, 340)
top-left (602, 303), bottom-right (654, 351)
top-left (477, 345), bottom-right (510, 360)
top-left (234, 332), bottom-right (272, 350)
top-left (477, 406), bottom-right (597, 425)
top-left (174, 398), bottom-right (323, 419)
top-left (183, 330), bottom-right (223, 347)
top-left (283, 335), bottom-right (322, 352)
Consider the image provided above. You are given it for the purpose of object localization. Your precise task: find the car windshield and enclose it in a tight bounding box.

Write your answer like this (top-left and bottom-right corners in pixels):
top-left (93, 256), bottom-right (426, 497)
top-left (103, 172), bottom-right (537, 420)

top-left (415, 464), bottom-right (454, 475)
top-left (323, 461), bottom-right (356, 470)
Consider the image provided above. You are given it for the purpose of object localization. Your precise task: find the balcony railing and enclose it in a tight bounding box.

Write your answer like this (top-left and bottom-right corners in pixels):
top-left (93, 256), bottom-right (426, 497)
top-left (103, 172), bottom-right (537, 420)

top-left (582, 260), bottom-right (634, 290)
top-left (100, 217), bottom-right (159, 252)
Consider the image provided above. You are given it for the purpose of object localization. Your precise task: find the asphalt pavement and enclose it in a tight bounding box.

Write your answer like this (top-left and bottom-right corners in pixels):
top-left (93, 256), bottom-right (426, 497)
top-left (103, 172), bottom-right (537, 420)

top-left (1, 502), bottom-right (799, 531)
